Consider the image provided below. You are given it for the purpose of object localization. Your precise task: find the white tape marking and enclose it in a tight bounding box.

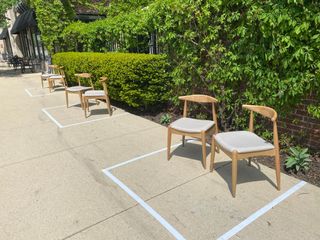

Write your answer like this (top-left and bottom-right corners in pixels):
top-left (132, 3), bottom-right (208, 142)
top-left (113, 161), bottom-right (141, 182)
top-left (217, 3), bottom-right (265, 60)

top-left (41, 108), bottom-right (64, 128)
top-left (62, 112), bottom-right (129, 128)
top-left (24, 88), bottom-right (61, 98)
top-left (217, 180), bottom-right (307, 240)
top-left (103, 170), bottom-right (186, 240)
top-left (42, 103), bottom-right (78, 110)
top-left (24, 88), bottom-right (33, 97)
top-left (105, 139), bottom-right (197, 171)
top-left (41, 105), bottom-right (129, 129)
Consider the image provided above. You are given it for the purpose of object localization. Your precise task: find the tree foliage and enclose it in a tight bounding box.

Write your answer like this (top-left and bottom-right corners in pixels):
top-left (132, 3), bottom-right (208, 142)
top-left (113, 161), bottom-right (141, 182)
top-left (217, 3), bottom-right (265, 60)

top-left (146, 0), bottom-right (320, 129)
top-left (0, 0), bottom-right (19, 27)
top-left (28, 0), bottom-right (96, 53)
top-left (61, 9), bottom-right (149, 53)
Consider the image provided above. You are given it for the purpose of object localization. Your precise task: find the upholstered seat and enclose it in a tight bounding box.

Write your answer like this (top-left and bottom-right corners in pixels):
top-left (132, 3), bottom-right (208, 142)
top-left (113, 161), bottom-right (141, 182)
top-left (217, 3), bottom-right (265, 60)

top-left (214, 131), bottom-right (274, 153)
top-left (84, 90), bottom-right (105, 97)
top-left (41, 73), bottom-right (57, 78)
top-left (66, 86), bottom-right (92, 92)
top-left (48, 75), bottom-right (64, 79)
top-left (170, 117), bottom-right (214, 133)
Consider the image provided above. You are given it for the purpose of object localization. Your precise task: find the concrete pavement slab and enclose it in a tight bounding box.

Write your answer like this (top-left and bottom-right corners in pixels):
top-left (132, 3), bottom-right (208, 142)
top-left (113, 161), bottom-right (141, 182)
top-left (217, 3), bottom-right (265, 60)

top-left (42, 103), bottom-right (127, 127)
top-left (234, 182), bottom-right (320, 240)
top-left (0, 122), bottom-right (67, 167)
top-left (111, 141), bottom-right (225, 200)
top-left (0, 150), bottom-right (136, 240)
top-left (65, 205), bottom-right (174, 240)
top-left (144, 165), bottom-right (302, 240)
top-left (109, 148), bottom-right (307, 239)
top-left (73, 125), bottom-right (181, 169)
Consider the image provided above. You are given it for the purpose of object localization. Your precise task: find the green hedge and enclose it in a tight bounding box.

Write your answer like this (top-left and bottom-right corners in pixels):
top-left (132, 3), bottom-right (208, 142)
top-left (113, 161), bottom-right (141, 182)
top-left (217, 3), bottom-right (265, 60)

top-left (52, 52), bottom-right (172, 109)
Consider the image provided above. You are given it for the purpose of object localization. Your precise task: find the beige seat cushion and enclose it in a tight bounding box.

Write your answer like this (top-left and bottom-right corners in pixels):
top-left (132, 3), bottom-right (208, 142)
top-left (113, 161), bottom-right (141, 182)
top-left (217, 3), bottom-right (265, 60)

top-left (66, 86), bottom-right (92, 92)
top-left (41, 73), bottom-right (57, 79)
top-left (214, 131), bottom-right (274, 153)
top-left (48, 75), bottom-right (64, 79)
top-left (170, 117), bottom-right (214, 133)
top-left (84, 90), bottom-right (105, 97)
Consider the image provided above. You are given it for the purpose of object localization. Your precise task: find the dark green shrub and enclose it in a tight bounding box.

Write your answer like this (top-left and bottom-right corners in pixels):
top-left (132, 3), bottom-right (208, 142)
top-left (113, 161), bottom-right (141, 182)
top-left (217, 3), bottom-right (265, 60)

top-left (52, 52), bottom-right (172, 109)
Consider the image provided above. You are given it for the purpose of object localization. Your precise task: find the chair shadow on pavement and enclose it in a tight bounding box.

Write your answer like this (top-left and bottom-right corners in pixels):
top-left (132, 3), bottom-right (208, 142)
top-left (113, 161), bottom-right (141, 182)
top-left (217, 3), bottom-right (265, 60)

top-left (88, 108), bottom-right (113, 117)
top-left (213, 159), bottom-right (278, 195)
top-left (170, 140), bottom-right (211, 163)
top-left (170, 141), bottom-right (277, 195)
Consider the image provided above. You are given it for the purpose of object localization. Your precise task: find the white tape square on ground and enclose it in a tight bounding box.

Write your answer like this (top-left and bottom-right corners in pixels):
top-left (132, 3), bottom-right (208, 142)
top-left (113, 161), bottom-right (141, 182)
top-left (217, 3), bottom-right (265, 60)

top-left (102, 142), bottom-right (306, 240)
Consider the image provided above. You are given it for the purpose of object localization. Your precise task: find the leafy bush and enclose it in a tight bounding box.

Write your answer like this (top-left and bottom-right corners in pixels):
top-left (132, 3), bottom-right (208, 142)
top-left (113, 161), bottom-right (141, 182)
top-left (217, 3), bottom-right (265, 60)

top-left (52, 52), bottom-right (172, 109)
top-left (61, 9), bottom-right (149, 53)
top-left (147, 0), bottom-right (320, 131)
top-left (285, 147), bottom-right (312, 172)
top-left (307, 104), bottom-right (320, 119)
top-left (160, 113), bottom-right (172, 125)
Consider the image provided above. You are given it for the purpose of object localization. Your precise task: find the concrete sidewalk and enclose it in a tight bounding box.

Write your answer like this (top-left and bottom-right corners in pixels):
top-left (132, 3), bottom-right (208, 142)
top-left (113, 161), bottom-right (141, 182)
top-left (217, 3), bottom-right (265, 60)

top-left (0, 72), bottom-right (319, 240)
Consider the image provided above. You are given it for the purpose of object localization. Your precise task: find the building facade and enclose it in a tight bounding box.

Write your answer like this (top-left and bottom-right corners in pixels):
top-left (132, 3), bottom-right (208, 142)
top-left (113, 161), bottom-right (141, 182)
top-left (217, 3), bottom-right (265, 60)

top-left (0, 2), bottom-right (47, 70)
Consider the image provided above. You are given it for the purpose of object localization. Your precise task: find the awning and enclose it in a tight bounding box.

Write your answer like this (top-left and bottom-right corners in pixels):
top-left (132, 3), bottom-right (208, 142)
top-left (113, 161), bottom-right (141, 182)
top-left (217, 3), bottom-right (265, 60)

top-left (0, 28), bottom-right (9, 39)
top-left (11, 9), bottom-right (37, 34)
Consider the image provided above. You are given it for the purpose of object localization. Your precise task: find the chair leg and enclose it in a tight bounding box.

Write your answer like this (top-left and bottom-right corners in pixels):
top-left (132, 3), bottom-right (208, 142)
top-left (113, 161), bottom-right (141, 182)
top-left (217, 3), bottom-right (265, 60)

top-left (87, 98), bottom-right (90, 113)
top-left (41, 78), bottom-right (44, 88)
top-left (79, 93), bottom-right (84, 109)
top-left (231, 151), bottom-right (238, 198)
top-left (48, 79), bottom-right (52, 93)
top-left (65, 91), bottom-right (69, 108)
top-left (84, 97), bottom-right (88, 118)
top-left (275, 151), bottom-right (281, 191)
top-left (201, 131), bottom-right (206, 169)
top-left (210, 137), bottom-right (216, 172)
top-left (182, 136), bottom-right (185, 146)
top-left (106, 98), bottom-right (112, 116)
top-left (167, 127), bottom-right (172, 160)
top-left (248, 157), bottom-right (252, 166)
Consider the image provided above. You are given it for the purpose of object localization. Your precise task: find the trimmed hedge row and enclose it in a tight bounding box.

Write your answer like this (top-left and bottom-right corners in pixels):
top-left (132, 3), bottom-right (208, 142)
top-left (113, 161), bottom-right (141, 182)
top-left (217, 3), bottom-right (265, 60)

top-left (52, 52), bottom-right (172, 109)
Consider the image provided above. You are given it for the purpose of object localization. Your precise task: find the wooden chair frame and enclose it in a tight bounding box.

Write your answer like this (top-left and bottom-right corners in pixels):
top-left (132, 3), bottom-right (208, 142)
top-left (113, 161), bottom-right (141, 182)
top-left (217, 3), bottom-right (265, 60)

top-left (83, 77), bottom-right (112, 118)
top-left (64, 73), bottom-right (94, 109)
top-left (47, 66), bottom-right (66, 92)
top-left (210, 104), bottom-right (280, 197)
top-left (42, 65), bottom-right (59, 89)
top-left (167, 94), bottom-right (219, 169)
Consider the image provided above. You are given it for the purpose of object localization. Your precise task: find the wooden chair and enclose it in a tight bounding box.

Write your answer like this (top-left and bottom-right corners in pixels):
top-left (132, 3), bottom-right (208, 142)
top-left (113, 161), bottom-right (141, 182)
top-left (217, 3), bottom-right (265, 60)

top-left (63, 73), bottom-right (94, 109)
top-left (47, 66), bottom-right (66, 92)
top-left (210, 104), bottom-right (280, 197)
top-left (41, 64), bottom-right (59, 89)
top-left (82, 76), bottom-right (112, 118)
top-left (167, 94), bottom-right (219, 169)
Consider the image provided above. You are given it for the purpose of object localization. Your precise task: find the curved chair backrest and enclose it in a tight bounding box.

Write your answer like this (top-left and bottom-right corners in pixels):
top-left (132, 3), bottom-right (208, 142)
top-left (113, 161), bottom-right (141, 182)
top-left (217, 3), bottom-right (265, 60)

top-left (58, 66), bottom-right (66, 82)
top-left (243, 104), bottom-right (277, 121)
top-left (99, 76), bottom-right (109, 96)
top-left (243, 104), bottom-right (279, 150)
top-left (48, 65), bottom-right (60, 74)
top-left (179, 94), bottom-right (219, 134)
top-left (74, 73), bottom-right (94, 88)
top-left (179, 94), bottom-right (218, 103)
